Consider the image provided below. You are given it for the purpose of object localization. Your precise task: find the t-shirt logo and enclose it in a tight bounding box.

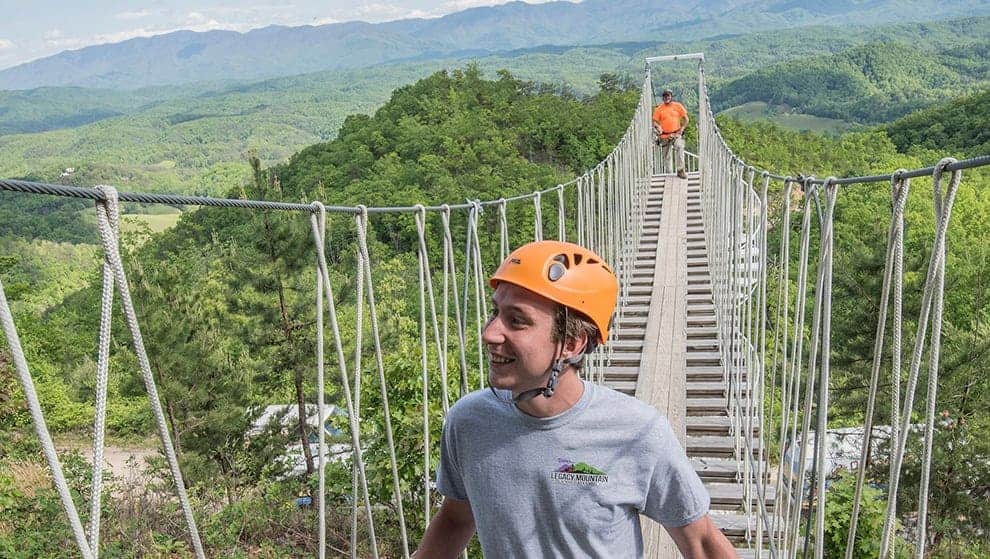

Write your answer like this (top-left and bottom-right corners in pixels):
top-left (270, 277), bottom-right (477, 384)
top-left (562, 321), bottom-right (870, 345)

top-left (551, 457), bottom-right (608, 485)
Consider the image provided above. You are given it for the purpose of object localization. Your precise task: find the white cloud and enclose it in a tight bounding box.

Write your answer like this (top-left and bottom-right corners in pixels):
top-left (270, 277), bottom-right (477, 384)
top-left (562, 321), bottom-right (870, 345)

top-left (41, 29), bottom-right (82, 49)
top-left (115, 9), bottom-right (152, 20)
top-left (438, 0), bottom-right (568, 13)
top-left (310, 17), bottom-right (341, 26)
top-left (0, 39), bottom-right (13, 50)
top-left (354, 3), bottom-right (432, 20)
top-left (439, 0), bottom-right (505, 11)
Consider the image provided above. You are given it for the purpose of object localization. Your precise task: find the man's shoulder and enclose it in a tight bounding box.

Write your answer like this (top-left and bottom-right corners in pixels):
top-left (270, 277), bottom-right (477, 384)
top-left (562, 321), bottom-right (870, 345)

top-left (587, 382), bottom-right (662, 424)
top-left (446, 389), bottom-right (503, 424)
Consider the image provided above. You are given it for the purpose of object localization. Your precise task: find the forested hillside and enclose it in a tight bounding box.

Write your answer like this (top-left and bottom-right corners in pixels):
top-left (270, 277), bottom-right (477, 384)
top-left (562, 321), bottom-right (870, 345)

top-left (885, 88), bottom-right (990, 157)
top-left (711, 40), bottom-right (990, 122)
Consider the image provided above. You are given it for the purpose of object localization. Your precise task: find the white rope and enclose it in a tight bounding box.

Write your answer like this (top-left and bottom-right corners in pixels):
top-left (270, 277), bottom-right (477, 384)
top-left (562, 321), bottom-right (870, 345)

top-left (533, 191), bottom-right (543, 241)
top-left (844, 173), bottom-right (909, 559)
top-left (754, 172), bottom-right (771, 556)
top-left (93, 186), bottom-right (205, 559)
top-left (440, 206), bottom-right (471, 398)
top-left (351, 203), bottom-right (365, 558)
top-left (884, 172), bottom-right (907, 559)
top-left (309, 203), bottom-right (379, 559)
top-left (556, 185), bottom-right (566, 242)
top-left (813, 179), bottom-right (839, 559)
top-left (576, 179), bottom-right (585, 247)
top-left (912, 160), bottom-right (961, 559)
top-left (769, 179), bottom-right (793, 552)
top-left (415, 207), bottom-right (432, 528)
top-left (469, 201), bottom-right (488, 390)
top-left (314, 203), bottom-right (329, 559)
top-left (90, 185), bottom-right (119, 557)
top-left (414, 207), bottom-right (452, 414)
top-left (498, 199), bottom-right (509, 263)
top-left (354, 207), bottom-right (411, 559)
top-left (878, 159), bottom-right (962, 557)
top-left (785, 181), bottom-right (818, 555)
top-left (1, 276), bottom-right (95, 559)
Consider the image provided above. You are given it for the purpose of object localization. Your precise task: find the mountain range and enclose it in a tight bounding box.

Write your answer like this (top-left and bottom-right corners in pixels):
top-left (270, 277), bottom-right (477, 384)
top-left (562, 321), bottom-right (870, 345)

top-left (3, 0), bottom-right (990, 90)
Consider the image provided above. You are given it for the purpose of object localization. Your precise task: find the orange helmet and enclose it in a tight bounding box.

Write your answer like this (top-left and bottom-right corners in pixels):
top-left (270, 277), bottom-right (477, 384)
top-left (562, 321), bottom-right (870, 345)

top-left (489, 241), bottom-right (618, 344)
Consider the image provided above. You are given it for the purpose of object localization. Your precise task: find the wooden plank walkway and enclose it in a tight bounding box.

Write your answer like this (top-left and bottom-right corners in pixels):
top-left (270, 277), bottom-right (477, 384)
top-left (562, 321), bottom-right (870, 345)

top-left (602, 172), bottom-right (768, 558)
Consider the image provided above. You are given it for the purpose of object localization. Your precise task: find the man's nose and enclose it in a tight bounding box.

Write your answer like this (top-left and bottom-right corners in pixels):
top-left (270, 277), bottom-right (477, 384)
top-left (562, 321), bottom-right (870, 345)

top-left (482, 316), bottom-right (503, 344)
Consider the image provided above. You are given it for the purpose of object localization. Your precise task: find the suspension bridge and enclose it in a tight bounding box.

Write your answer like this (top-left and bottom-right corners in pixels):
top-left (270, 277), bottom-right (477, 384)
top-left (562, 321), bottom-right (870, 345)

top-left (2, 52), bottom-right (989, 558)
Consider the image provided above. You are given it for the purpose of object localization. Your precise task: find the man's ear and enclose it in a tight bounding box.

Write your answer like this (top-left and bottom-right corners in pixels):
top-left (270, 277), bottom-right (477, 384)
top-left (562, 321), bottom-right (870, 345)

top-left (561, 330), bottom-right (589, 360)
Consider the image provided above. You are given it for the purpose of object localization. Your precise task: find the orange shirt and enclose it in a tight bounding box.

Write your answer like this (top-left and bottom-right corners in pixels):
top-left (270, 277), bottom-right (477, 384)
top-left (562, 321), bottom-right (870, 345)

top-left (652, 101), bottom-right (688, 135)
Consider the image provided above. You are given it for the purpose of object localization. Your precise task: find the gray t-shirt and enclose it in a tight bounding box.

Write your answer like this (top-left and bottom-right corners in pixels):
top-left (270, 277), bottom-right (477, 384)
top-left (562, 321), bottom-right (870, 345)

top-left (436, 380), bottom-right (710, 557)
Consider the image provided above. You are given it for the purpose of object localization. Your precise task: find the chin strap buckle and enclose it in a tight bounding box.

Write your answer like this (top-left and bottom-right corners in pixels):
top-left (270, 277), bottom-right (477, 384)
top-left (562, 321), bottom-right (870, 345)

top-left (514, 354), bottom-right (584, 403)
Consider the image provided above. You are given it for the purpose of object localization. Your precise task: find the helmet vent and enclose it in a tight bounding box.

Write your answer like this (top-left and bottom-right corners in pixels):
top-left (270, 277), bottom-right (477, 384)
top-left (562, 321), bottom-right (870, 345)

top-left (573, 253), bottom-right (583, 265)
top-left (587, 258), bottom-right (599, 264)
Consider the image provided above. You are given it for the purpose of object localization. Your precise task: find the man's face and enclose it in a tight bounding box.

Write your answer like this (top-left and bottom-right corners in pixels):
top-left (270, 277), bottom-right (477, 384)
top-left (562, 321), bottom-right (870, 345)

top-left (662, 93), bottom-right (672, 104)
top-left (483, 282), bottom-right (558, 393)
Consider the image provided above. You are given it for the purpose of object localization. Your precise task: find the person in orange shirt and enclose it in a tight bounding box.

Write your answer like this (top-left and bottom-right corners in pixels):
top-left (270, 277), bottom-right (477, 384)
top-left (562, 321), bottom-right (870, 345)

top-left (652, 88), bottom-right (689, 179)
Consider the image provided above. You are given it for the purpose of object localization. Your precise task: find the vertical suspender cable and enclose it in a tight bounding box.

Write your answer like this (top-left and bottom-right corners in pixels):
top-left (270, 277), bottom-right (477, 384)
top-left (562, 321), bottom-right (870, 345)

top-left (440, 207), bottom-right (471, 398)
top-left (533, 191), bottom-right (543, 242)
top-left (314, 204), bottom-right (328, 559)
top-left (93, 187), bottom-right (206, 559)
top-left (813, 179), bottom-right (839, 559)
top-left (911, 160), bottom-right (961, 559)
top-left (498, 199), bottom-right (509, 263)
top-left (1, 280), bottom-right (95, 559)
top-left (878, 159), bottom-right (961, 558)
top-left (354, 207), bottom-right (411, 558)
top-left (89, 185), bottom-right (119, 557)
top-left (415, 206), bottom-right (432, 529)
top-left (309, 203), bottom-right (379, 559)
top-left (844, 174), bottom-right (909, 559)
top-left (415, 207), bottom-right (452, 414)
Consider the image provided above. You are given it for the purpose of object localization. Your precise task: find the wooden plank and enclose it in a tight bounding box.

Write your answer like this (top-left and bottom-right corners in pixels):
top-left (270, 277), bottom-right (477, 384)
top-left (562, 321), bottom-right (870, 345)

top-left (639, 172), bottom-right (687, 559)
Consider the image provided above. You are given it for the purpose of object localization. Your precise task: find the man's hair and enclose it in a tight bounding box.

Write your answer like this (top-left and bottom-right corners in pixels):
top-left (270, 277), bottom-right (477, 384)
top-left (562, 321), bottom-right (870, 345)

top-left (551, 304), bottom-right (600, 370)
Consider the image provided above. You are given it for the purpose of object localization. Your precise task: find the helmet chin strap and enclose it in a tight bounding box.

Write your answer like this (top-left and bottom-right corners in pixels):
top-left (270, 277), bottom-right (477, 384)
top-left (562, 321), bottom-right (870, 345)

top-left (511, 354), bottom-right (583, 403)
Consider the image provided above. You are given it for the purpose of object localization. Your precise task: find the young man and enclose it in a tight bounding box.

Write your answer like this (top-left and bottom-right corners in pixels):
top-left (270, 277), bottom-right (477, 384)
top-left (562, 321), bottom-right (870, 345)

top-left (415, 241), bottom-right (736, 558)
top-left (653, 88), bottom-right (690, 179)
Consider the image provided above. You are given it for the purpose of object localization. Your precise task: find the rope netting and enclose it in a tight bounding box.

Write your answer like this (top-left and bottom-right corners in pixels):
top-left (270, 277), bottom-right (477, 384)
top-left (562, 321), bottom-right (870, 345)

top-left (694, 53), bottom-right (989, 557)
top-left (0, 74), bottom-right (657, 557)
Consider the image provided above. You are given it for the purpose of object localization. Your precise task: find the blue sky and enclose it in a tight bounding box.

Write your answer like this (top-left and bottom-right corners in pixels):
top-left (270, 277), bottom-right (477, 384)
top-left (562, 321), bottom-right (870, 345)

top-left (0, 0), bottom-right (561, 70)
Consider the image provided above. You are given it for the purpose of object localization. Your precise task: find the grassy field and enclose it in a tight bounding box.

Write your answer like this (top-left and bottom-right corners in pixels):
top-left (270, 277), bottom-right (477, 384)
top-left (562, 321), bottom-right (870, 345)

top-left (720, 101), bottom-right (861, 135)
top-left (120, 212), bottom-right (183, 235)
